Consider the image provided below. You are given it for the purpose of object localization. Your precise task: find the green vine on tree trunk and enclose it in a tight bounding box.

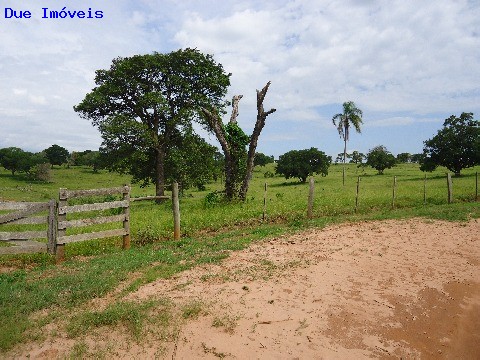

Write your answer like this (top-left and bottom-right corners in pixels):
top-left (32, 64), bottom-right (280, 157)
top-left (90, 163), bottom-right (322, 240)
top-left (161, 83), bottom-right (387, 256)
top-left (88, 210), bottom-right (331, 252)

top-left (223, 122), bottom-right (250, 195)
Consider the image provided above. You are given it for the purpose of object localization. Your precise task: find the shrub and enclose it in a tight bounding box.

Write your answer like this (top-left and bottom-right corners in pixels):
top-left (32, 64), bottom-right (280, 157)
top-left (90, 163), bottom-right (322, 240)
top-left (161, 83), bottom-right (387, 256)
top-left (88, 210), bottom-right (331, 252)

top-left (30, 163), bottom-right (51, 182)
top-left (204, 191), bottom-right (222, 208)
top-left (264, 171), bottom-right (275, 178)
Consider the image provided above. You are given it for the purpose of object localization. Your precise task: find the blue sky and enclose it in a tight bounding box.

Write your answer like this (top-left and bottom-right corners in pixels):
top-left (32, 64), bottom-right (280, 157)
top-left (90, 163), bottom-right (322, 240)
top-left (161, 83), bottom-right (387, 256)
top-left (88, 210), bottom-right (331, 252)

top-left (1, 0), bottom-right (479, 159)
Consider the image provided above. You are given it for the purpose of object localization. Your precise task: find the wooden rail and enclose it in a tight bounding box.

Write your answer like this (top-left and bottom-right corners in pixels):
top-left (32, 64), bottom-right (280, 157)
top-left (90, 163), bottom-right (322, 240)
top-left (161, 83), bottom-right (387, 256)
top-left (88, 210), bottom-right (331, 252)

top-left (0, 200), bottom-right (56, 255)
top-left (0, 183), bottom-right (181, 259)
top-left (56, 186), bottom-right (130, 262)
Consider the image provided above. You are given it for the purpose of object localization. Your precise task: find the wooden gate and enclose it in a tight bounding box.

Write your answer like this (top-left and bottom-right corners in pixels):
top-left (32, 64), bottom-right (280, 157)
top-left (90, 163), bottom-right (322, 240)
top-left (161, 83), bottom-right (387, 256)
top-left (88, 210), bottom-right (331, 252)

top-left (56, 186), bottom-right (130, 261)
top-left (0, 200), bottom-right (56, 255)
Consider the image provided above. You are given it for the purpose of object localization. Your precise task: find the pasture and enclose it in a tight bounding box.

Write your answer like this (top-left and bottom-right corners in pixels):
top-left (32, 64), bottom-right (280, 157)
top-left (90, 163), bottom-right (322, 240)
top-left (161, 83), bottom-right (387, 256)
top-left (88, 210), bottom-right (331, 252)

top-left (1, 162), bottom-right (478, 240)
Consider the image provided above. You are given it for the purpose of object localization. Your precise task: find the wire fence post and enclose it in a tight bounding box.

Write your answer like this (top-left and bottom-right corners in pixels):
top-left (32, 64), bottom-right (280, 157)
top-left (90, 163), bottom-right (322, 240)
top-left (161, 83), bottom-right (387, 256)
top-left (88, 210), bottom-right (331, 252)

top-left (172, 182), bottom-right (180, 240)
top-left (307, 177), bottom-right (315, 219)
top-left (263, 182), bottom-right (268, 221)
top-left (392, 176), bottom-right (397, 209)
top-left (122, 185), bottom-right (131, 250)
top-left (476, 172), bottom-right (478, 201)
top-left (355, 176), bottom-right (360, 213)
top-left (423, 174), bottom-right (427, 205)
top-left (447, 173), bottom-right (453, 204)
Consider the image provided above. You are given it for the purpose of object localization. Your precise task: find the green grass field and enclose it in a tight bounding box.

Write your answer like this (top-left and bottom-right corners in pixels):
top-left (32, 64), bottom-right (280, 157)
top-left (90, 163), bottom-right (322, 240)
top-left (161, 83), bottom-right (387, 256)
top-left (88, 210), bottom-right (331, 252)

top-left (0, 162), bottom-right (479, 353)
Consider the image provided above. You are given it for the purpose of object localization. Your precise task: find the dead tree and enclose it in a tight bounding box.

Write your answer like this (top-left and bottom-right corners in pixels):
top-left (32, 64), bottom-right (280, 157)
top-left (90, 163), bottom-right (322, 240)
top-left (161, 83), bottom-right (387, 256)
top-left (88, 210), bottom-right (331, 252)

top-left (239, 82), bottom-right (276, 200)
top-left (201, 82), bottom-right (276, 201)
top-left (201, 96), bottom-right (242, 200)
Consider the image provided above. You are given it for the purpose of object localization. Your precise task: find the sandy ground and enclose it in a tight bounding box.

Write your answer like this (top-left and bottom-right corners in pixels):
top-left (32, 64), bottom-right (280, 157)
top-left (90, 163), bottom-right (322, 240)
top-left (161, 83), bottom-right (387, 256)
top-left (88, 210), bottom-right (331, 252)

top-left (5, 218), bottom-right (480, 359)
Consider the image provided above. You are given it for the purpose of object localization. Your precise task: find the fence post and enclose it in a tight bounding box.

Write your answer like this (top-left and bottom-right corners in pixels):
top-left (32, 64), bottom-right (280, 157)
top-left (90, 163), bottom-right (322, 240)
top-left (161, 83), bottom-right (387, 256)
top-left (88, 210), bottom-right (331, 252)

top-left (56, 188), bottom-right (67, 263)
top-left (307, 177), bottom-right (315, 219)
top-left (122, 185), bottom-right (131, 250)
top-left (263, 182), bottom-right (267, 221)
top-left (355, 176), bottom-right (360, 213)
top-left (423, 174), bottom-right (427, 205)
top-left (447, 173), bottom-right (453, 204)
top-left (392, 176), bottom-right (397, 209)
top-left (47, 199), bottom-right (57, 254)
top-left (476, 172), bottom-right (478, 201)
top-left (172, 182), bottom-right (180, 240)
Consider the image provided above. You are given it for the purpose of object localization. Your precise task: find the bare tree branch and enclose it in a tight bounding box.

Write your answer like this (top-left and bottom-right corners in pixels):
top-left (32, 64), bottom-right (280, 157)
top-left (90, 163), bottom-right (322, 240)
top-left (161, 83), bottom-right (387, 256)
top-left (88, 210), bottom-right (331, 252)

top-left (229, 95), bottom-right (243, 124)
top-left (239, 82), bottom-right (276, 200)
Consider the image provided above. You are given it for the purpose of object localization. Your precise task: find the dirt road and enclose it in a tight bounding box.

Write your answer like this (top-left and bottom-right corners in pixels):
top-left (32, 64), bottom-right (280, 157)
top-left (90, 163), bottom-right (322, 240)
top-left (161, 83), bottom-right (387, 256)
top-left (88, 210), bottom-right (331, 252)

top-left (8, 218), bottom-right (480, 359)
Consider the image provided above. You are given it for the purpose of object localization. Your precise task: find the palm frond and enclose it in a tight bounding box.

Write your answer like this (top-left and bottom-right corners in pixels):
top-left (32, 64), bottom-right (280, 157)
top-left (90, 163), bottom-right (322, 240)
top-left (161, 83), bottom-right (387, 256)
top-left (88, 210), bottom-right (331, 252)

top-left (351, 114), bottom-right (363, 133)
top-left (332, 101), bottom-right (363, 140)
top-left (332, 113), bottom-right (345, 138)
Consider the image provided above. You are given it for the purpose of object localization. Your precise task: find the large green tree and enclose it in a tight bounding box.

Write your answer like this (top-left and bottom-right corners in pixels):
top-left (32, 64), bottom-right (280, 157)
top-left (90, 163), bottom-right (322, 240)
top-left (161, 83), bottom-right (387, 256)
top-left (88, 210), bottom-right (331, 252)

top-left (332, 101), bottom-right (363, 185)
top-left (366, 145), bottom-right (396, 174)
top-left (276, 148), bottom-right (331, 183)
top-left (420, 112), bottom-right (480, 176)
top-left (349, 150), bottom-right (365, 164)
top-left (44, 144), bottom-right (69, 167)
top-left (396, 152), bottom-right (412, 163)
top-left (74, 48), bottom-right (230, 197)
top-left (165, 131), bottom-right (222, 191)
top-left (254, 152), bottom-right (274, 167)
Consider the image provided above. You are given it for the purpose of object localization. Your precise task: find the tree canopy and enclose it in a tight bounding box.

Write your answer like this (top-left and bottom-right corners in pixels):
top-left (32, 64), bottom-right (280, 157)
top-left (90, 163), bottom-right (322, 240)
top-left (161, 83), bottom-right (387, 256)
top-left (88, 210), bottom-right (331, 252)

top-left (74, 48), bottom-right (231, 196)
top-left (349, 150), bottom-right (365, 164)
top-left (254, 152), bottom-right (274, 167)
top-left (396, 152), bottom-right (412, 163)
top-left (420, 112), bottom-right (480, 176)
top-left (44, 144), bottom-right (69, 167)
top-left (365, 145), bottom-right (396, 174)
top-left (276, 148), bottom-right (331, 183)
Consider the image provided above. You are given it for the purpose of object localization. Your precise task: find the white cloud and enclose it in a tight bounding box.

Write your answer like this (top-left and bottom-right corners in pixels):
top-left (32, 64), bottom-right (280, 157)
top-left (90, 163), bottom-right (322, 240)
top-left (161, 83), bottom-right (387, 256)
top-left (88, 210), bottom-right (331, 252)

top-left (365, 117), bottom-right (415, 127)
top-left (13, 89), bottom-right (27, 96)
top-left (172, 0), bottom-right (479, 119)
top-left (28, 95), bottom-right (47, 105)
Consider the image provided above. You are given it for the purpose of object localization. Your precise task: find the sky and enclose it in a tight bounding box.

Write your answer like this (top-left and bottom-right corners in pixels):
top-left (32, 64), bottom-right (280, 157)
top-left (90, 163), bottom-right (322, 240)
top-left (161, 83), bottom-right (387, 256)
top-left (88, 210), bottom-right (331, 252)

top-left (1, 0), bottom-right (479, 159)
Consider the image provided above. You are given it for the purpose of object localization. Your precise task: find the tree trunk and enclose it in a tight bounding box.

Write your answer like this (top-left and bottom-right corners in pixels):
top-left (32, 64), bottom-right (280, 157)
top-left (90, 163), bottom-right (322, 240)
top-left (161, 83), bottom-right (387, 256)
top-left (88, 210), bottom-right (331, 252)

top-left (200, 106), bottom-right (234, 200)
top-left (152, 111), bottom-right (166, 201)
top-left (155, 145), bottom-right (165, 199)
top-left (239, 82), bottom-right (276, 200)
top-left (224, 152), bottom-right (236, 200)
top-left (342, 136), bottom-right (347, 186)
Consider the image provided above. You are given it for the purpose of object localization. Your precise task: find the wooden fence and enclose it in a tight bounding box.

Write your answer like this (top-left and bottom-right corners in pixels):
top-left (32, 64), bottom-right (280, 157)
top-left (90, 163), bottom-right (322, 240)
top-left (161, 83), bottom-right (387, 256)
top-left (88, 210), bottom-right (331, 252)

top-left (56, 186), bottom-right (131, 262)
top-left (0, 200), bottom-right (56, 255)
top-left (0, 183), bottom-right (181, 260)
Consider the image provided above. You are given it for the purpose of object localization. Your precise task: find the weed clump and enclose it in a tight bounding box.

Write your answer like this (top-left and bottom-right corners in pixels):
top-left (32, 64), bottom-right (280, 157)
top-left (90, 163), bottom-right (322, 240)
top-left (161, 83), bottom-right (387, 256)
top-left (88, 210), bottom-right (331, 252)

top-left (203, 191), bottom-right (223, 208)
top-left (134, 225), bottom-right (160, 246)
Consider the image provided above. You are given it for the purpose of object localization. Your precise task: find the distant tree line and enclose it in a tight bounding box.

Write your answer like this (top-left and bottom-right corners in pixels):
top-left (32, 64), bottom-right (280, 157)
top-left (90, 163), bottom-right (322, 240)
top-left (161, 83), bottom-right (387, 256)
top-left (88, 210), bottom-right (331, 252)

top-left (2, 110), bottom-right (478, 186)
top-left (0, 144), bottom-right (71, 181)
top-left (0, 141), bottom-right (275, 191)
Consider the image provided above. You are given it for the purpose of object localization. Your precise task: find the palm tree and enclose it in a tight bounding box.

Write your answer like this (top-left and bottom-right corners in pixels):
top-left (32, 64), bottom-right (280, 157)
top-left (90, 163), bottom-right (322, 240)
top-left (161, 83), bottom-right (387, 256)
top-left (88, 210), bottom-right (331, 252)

top-left (332, 101), bottom-right (363, 185)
